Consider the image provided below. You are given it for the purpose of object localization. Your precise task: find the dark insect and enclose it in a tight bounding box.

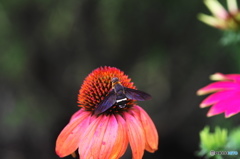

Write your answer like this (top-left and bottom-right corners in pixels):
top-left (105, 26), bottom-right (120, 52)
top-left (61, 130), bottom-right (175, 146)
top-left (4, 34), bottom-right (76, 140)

top-left (94, 77), bottom-right (152, 115)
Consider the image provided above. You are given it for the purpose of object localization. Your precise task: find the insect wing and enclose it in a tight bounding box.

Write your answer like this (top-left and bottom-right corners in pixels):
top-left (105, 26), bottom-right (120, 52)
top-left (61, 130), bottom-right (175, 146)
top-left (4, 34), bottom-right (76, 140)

top-left (125, 88), bottom-right (152, 101)
top-left (94, 90), bottom-right (116, 115)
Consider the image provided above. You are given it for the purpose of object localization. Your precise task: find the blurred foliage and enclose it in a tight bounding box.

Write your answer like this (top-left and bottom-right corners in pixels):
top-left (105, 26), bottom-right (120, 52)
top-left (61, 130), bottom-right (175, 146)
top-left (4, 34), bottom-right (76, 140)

top-left (198, 126), bottom-right (240, 159)
top-left (0, 0), bottom-right (240, 159)
top-left (198, 126), bottom-right (227, 158)
top-left (221, 31), bottom-right (240, 46)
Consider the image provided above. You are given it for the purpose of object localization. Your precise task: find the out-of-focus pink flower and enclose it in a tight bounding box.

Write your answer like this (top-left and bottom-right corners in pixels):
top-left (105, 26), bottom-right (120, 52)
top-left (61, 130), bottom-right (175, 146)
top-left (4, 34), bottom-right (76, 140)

top-left (55, 66), bottom-right (158, 159)
top-left (197, 72), bottom-right (240, 118)
top-left (198, 0), bottom-right (240, 31)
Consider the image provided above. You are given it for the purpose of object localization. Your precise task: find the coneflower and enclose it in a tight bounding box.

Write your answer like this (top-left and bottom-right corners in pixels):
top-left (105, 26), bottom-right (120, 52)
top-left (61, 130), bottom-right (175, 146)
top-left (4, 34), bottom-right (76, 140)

top-left (55, 66), bottom-right (158, 159)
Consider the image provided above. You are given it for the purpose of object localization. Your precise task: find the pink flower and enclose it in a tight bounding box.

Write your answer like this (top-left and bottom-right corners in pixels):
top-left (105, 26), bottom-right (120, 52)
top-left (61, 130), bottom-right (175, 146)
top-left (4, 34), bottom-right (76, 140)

top-left (55, 66), bottom-right (158, 159)
top-left (197, 72), bottom-right (240, 118)
top-left (198, 0), bottom-right (240, 31)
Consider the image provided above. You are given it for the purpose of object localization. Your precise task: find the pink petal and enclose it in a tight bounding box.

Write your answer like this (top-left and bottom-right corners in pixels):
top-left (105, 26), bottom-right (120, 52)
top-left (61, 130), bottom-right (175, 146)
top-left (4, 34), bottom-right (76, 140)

top-left (225, 101), bottom-right (240, 117)
top-left (224, 74), bottom-right (240, 82)
top-left (197, 81), bottom-right (240, 95)
top-left (132, 106), bottom-right (158, 153)
top-left (78, 115), bottom-right (104, 159)
top-left (123, 112), bottom-right (145, 159)
top-left (211, 73), bottom-right (240, 82)
top-left (87, 115), bottom-right (110, 159)
top-left (200, 90), bottom-right (239, 108)
top-left (55, 110), bottom-right (91, 157)
top-left (207, 96), bottom-right (240, 117)
top-left (70, 108), bottom-right (86, 121)
top-left (99, 115), bottom-right (118, 159)
top-left (207, 102), bottom-right (228, 117)
top-left (109, 114), bottom-right (128, 159)
top-left (78, 115), bottom-right (121, 159)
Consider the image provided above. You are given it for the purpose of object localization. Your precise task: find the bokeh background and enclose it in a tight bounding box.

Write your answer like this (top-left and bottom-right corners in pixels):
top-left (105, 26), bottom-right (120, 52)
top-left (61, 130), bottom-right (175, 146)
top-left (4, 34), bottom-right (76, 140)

top-left (1, 0), bottom-right (240, 159)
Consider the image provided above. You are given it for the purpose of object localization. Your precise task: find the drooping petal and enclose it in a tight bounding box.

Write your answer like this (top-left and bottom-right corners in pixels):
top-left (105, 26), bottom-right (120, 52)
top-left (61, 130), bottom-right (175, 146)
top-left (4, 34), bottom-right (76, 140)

top-left (133, 106), bottom-right (158, 153)
top-left (87, 115), bottom-right (110, 159)
top-left (78, 115), bottom-right (119, 159)
top-left (199, 90), bottom-right (239, 108)
top-left (123, 112), bottom-right (145, 159)
top-left (55, 110), bottom-right (91, 157)
top-left (109, 114), bottom-right (128, 159)
top-left (78, 115), bottom-right (103, 159)
top-left (99, 115), bottom-right (118, 159)
top-left (90, 116), bottom-right (109, 159)
top-left (197, 81), bottom-right (240, 95)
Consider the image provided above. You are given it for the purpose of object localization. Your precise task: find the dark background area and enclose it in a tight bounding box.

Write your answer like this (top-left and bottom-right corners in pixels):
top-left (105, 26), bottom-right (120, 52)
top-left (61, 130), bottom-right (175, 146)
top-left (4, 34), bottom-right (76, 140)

top-left (1, 0), bottom-right (240, 159)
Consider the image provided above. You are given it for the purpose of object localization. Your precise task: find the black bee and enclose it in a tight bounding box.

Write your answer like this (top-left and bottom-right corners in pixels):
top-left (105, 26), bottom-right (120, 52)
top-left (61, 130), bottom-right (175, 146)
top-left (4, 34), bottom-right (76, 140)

top-left (94, 77), bottom-right (151, 115)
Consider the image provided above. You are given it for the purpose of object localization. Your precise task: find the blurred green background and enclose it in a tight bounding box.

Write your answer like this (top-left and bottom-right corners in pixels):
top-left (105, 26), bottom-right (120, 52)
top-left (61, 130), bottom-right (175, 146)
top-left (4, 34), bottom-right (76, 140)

top-left (1, 0), bottom-right (240, 159)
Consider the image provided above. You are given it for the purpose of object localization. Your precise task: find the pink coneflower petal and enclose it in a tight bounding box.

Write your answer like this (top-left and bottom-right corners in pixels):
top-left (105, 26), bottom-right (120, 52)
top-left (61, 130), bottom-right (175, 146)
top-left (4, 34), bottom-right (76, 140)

top-left (109, 114), bottom-right (128, 159)
top-left (207, 97), bottom-right (240, 117)
top-left (78, 115), bottom-right (119, 159)
top-left (69, 109), bottom-right (86, 121)
top-left (198, 72), bottom-right (240, 118)
top-left (199, 90), bottom-right (238, 108)
top-left (225, 102), bottom-right (240, 117)
top-left (197, 81), bottom-right (240, 95)
top-left (78, 115), bottom-right (102, 159)
top-left (55, 110), bottom-right (91, 157)
top-left (224, 74), bottom-right (240, 82)
top-left (211, 73), bottom-right (240, 82)
top-left (207, 103), bottom-right (227, 117)
top-left (99, 115), bottom-right (118, 159)
top-left (124, 112), bottom-right (145, 159)
top-left (87, 115), bottom-right (110, 159)
top-left (133, 106), bottom-right (158, 152)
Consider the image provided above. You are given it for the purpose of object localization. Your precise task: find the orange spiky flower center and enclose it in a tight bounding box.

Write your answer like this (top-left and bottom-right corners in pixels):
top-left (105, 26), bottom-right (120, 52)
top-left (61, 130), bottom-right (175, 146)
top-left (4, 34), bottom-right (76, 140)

top-left (78, 66), bottom-right (136, 115)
